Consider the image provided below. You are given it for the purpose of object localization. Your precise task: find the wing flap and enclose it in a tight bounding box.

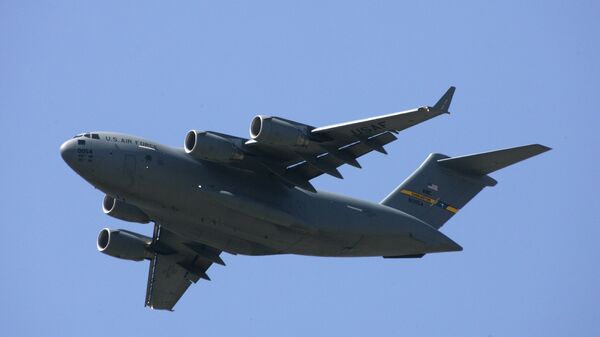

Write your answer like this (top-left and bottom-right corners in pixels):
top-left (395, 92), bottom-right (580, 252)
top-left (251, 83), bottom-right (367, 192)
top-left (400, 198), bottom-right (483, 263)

top-left (289, 131), bottom-right (397, 180)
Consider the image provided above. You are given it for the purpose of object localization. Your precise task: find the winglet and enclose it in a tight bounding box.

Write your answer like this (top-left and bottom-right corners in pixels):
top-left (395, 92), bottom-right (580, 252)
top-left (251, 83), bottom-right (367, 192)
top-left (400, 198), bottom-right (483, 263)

top-left (433, 86), bottom-right (455, 114)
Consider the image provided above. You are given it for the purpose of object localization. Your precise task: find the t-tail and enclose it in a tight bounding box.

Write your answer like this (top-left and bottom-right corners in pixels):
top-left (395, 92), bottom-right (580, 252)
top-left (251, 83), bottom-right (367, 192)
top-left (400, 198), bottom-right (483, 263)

top-left (381, 144), bottom-right (551, 229)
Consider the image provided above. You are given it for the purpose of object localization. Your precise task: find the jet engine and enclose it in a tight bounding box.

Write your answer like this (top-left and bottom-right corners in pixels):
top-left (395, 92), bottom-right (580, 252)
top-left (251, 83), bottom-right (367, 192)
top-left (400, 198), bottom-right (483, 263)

top-left (185, 130), bottom-right (244, 163)
top-left (249, 115), bottom-right (310, 147)
top-left (103, 195), bottom-right (150, 224)
top-left (97, 228), bottom-right (153, 261)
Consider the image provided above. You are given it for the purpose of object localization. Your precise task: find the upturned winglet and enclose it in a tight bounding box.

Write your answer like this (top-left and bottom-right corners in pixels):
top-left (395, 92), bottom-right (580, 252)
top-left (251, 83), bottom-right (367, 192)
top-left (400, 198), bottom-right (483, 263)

top-left (433, 86), bottom-right (456, 114)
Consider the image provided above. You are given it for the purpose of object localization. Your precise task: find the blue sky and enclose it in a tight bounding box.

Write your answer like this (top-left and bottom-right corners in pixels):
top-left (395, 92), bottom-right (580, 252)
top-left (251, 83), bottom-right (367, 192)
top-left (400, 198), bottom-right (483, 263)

top-left (1, 1), bottom-right (598, 336)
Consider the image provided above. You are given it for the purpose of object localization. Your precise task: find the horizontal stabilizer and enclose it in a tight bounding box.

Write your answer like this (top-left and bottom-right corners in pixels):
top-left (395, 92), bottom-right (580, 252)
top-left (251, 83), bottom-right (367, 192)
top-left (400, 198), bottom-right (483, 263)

top-left (437, 144), bottom-right (551, 176)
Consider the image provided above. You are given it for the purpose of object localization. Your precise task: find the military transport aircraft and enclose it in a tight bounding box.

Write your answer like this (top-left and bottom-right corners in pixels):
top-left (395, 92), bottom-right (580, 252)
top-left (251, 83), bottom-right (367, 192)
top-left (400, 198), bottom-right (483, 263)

top-left (60, 87), bottom-right (549, 310)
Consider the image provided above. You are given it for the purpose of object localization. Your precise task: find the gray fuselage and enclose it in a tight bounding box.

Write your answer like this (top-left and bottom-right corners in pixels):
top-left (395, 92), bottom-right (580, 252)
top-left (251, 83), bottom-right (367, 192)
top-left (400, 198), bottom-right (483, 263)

top-left (60, 132), bottom-right (460, 257)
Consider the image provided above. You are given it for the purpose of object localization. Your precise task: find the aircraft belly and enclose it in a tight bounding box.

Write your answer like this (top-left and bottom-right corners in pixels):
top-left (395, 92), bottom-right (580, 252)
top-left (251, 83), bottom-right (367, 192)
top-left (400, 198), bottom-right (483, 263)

top-left (131, 194), bottom-right (308, 255)
top-left (122, 153), bottom-right (459, 257)
top-left (282, 189), bottom-right (462, 256)
top-left (143, 206), bottom-right (283, 255)
top-left (340, 235), bottom-right (427, 257)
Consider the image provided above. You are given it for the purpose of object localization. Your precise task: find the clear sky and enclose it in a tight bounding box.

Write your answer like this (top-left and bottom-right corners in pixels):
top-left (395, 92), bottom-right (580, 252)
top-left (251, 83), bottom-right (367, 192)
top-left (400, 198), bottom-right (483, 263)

top-left (1, 1), bottom-right (598, 336)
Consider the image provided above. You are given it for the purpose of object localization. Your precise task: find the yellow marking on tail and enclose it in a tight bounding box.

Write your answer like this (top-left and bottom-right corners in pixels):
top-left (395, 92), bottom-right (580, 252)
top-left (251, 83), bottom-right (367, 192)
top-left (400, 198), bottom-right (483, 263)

top-left (400, 189), bottom-right (460, 214)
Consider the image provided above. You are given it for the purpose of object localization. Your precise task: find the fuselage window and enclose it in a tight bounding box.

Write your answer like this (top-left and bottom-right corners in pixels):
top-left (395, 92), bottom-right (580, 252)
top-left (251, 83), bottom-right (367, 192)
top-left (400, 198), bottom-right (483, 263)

top-left (78, 139), bottom-right (86, 145)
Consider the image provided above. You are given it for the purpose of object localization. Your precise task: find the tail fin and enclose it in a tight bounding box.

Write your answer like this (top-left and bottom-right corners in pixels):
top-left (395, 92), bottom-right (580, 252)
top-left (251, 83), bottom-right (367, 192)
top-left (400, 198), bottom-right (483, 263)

top-left (432, 86), bottom-right (455, 114)
top-left (381, 144), bottom-right (550, 229)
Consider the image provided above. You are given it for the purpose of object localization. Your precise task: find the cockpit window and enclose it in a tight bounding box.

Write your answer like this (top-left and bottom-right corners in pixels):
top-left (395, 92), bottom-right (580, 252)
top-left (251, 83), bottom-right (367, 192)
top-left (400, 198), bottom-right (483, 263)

top-left (73, 133), bottom-right (99, 140)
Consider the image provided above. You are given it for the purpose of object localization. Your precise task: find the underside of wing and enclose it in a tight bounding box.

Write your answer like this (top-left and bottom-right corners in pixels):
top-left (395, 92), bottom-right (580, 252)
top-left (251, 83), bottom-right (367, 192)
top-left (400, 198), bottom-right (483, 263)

top-left (311, 86), bottom-right (454, 140)
top-left (287, 131), bottom-right (399, 181)
top-left (145, 225), bottom-right (224, 310)
top-left (183, 87), bottom-right (455, 192)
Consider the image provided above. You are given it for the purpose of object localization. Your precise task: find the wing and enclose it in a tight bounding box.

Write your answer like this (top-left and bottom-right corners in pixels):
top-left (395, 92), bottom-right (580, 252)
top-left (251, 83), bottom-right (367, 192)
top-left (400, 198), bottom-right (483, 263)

top-left (145, 224), bottom-right (224, 310)
top-left (311, 86), bottom-right (455, 139)
top-left (186, 87), bottom-right (455, 192)
top-left (236, 87), bottom-right (455, 191)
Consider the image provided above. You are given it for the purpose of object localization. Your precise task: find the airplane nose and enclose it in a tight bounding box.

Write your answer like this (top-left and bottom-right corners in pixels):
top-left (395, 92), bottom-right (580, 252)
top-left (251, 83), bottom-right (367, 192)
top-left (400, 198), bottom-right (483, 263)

top-left (60, 139), bottom-right (76, 166)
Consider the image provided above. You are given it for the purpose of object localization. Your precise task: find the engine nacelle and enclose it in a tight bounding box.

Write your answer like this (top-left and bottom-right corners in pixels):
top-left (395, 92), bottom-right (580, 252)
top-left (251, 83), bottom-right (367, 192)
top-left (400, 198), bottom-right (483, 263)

top-left (249, 115), bottom-right (310, 147)
top-left (103, 195), bottom-right (150, 224)
top-left (97, 228), bottom-right (152, 261)
top-left (185, 130), bottom-right (244, 163)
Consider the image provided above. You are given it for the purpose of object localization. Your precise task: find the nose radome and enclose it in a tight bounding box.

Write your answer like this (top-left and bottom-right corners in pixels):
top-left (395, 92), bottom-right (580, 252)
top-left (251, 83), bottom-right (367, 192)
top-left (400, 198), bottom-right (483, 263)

top-left (60, 139), bottom-right (76, 165)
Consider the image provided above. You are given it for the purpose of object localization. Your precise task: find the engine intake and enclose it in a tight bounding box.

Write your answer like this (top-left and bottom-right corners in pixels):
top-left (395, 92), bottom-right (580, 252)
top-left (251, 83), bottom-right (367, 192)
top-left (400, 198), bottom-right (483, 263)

top-left (103, 195), bottom-right (150, 224)
top-left (249, 115), bottom-right (310, 147)
top-left (97, 228), bottom-right (152, 261)
top-left (185, 130), bottom-right (244, 163)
